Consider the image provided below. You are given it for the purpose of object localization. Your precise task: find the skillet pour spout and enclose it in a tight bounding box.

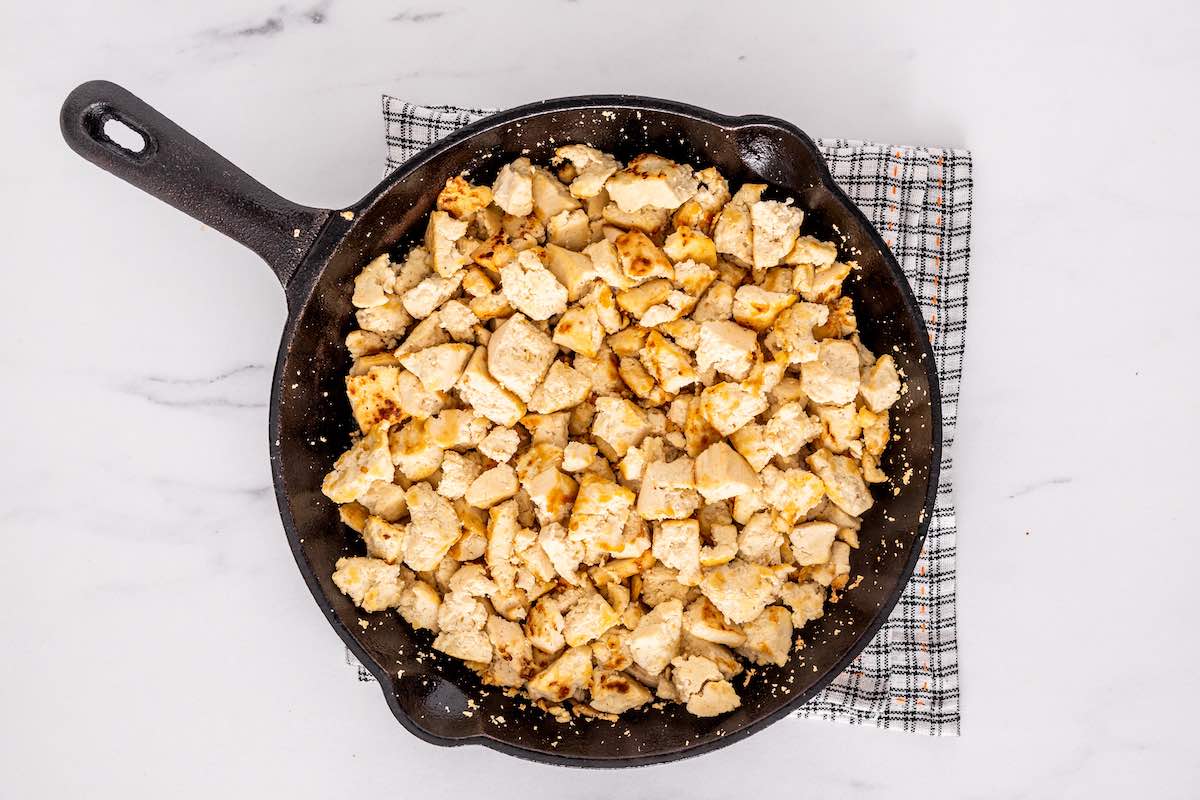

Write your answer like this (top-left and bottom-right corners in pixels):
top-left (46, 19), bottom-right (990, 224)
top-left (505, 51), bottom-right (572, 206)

top-left (60, 80), bottom-right (941, 767)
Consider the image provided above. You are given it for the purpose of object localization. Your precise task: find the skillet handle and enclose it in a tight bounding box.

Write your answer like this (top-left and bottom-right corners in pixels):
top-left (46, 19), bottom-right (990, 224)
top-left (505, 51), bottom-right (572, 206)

top-left (60, 80), bottom-right (331, 287)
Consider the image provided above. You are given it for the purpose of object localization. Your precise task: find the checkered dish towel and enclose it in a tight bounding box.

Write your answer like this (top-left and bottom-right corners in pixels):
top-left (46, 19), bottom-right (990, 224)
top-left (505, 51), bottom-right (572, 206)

top-left (348, 97), bottom-right (971, 736)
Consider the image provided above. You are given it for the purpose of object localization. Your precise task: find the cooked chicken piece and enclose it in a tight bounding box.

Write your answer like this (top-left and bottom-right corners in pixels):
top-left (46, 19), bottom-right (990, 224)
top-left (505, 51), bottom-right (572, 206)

top-left (432, 629), bottom-right (492, 663)
top-left (345, 366), bottom-right (408, 433)
top-left (402, 272), bottom-right (463, 320)
top-left (663, 226), bottom-right (718, 267)
top-left (476, 426), bottom-right (520, 463)
top-left (562, 441), bottom-right (598, 472)
top-left (332, 556), bottom-right (408, 612)
top-left (403, 483), bottom-right (462, 571)
top-left (397, 579), bottom-right (441, 631)
top-left (523, 467), bottom-right (577, 524)
top-left (355, 297), bottom-right (413, 339)
top-left (800, 339), bottom-right (861, 405)
top-left (615, 230), bottom-right (675, 284)
top-left (552, 304), bottom-right (604, 358)
top-left (545, 209), bottom-right (591, 252)
top-left (711, 184), bottom-right (764, 266)
top-left (358, 480), bottom-right (408, 522)
top-left (670, 654), bottom-right (724, 699)
top-left (810, 540), bottom-right (853, 590)
top-left (692, 279), bottom-right (735, 322)
top-left (526, 595), bottom-right (567, 654)
top-left (640, 331), bottom-right (697, 393)
top-left (530, 167), bottom-right (582, 224)
top-left (361, 515), bottom-right (408, 564)
top-left (388, 419), bottom-right (444, 481)
top-left (699, 523), bottom-right (739, 568)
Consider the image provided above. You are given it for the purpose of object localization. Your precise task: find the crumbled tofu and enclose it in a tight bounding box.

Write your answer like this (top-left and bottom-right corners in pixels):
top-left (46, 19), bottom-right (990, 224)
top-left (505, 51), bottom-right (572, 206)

top-left (403, 483), bottom-right (462, 571)
top-left (640, 331), bottom-right (697, 393)
top-left (700, 523), bottom-right (739, 568)
top-left (486, 314), bottom-right (559, 403)
top-left (552, 304), bottom-right (603, 358)
top-left (327, 146), bottom-right (902, 717)
top-left (553, 144), bottom-right (621, 199)
top-left (859, 354), bottom-right (902, 412)
top-left (352, 254), bottom-right (395, 308)
top-left (562, 441), bottom-right (598, 472)
top-left (397, 343), bottom-right (473, 393)
top-left (696, 320), bottom-right (757, 380)
top-left (437, 299), bottom-right (479, 341)
top-left (528, 361), bottom-right (592, 414)
top-left (780, 580), bottom-right (826, 627)
top-left (322, 423), bottom-right (394, 503)
top-left (500, 249), bottom-right (569, 321)
top-left (437, 175), bottom-right (492, 220)
top-left (637, 458), bottom-right (700, 521)
top-left (615, 231), bottom-right (674, 283)
top-left (699, 382), bottom-right (768, 436)
top-left (425, 210), bottom-right (470, 278)
top-left (563, 592), bottom-right (620, 647)
top-left (438, 451), bottom-right (483, 500)
top-left (531, 167), bottom-right (582, 224)
top-left (477, 426), bottom-right (520, 463)
top-left (491, 157), bottom-right (535, 217)
top-left (694, 442), bottom-right (761, 502)
top-left (359, 480), bottom-right (408, 521)
top-left (388, 419), bottom-right (444, 481)
top-left (737, 513), bottom-right (784, 565)
top-left (683, 596), bottom-right (746, 646)
top-left (465, 464), bottom-right (521, 509)
top-left (606, 154), bottom-right (699, 212)
top-left (785, 235), bottom-right (838, 267)
top-left (698, 558), bottom-right (787, 624)
top-left (685, 679), bottom-right (741, 717)
top-left (736, 606), bottom-right (793, 666)
top-left (332, 556), bottom-right (407, 612)
top-left (591, 396), bottom-right (650, 460)
top-left (589, 669), bottom-right (652, 714)
top-left (652, 519), bottom-right (702, 586)
top-left (749, 200), bottom-right (803, 269)
top-left (361, 515), bottom-right (408, 563)
top-left (345, 366), bottom-right (407, 433)
top-left (761, 466), bottom-right (825, 525)
top-left (397, 579), bottom-right (441, 631)
top-left (769, 302), bottom-right (829, 364)
top-left (733, 285), bottom-right (797, 332)
top-left (628, 598), bottom-right (683, 675)
top-left (807, 449), bottom-right (874, 516)
top-left (800, 339), bottom-right (861, 405)
top-left (526, 645), bottom-right (593, 702)
top-left (789, 521), bottom-right (839, 566)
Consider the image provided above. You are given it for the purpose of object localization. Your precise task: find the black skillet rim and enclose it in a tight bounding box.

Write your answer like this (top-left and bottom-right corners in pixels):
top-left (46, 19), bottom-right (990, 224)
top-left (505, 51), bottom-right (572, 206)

top-left (268, 94), bottom-right (944, 767)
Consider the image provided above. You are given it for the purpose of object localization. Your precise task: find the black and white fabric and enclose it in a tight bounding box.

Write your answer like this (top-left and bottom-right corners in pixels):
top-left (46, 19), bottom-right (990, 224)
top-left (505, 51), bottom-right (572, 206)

top-left (346, 97), bottom-right (971, 737)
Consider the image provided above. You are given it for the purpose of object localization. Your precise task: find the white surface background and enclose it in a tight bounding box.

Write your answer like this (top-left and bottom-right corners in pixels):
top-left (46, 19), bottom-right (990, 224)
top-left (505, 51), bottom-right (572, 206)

top-left (2, 1), bottom-right (1198, 797)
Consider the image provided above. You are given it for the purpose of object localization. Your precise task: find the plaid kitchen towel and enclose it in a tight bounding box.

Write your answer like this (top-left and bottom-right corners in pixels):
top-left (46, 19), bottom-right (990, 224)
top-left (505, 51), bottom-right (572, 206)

top-left (347, 97), bottom-right (971, 736)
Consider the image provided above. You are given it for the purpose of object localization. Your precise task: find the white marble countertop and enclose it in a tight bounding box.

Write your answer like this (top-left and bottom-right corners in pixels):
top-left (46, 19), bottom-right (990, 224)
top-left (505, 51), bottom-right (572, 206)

top-left (3, 1), bottom-right (1198, 796)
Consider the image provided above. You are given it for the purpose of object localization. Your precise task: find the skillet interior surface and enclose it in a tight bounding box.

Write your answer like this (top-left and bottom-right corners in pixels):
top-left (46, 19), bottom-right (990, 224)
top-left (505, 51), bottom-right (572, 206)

top-left (271, 97), bottom-right (940, 766)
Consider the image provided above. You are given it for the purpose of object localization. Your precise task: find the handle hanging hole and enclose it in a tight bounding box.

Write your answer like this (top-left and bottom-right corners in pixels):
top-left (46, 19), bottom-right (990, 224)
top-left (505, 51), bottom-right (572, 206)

top-left (102, 116), bottom-right (147, 155)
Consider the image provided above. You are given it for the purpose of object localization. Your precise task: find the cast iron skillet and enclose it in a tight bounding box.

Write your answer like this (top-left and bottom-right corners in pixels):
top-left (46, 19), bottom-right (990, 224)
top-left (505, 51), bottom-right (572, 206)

top-left (61, 80), bottom-right (941, 767)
